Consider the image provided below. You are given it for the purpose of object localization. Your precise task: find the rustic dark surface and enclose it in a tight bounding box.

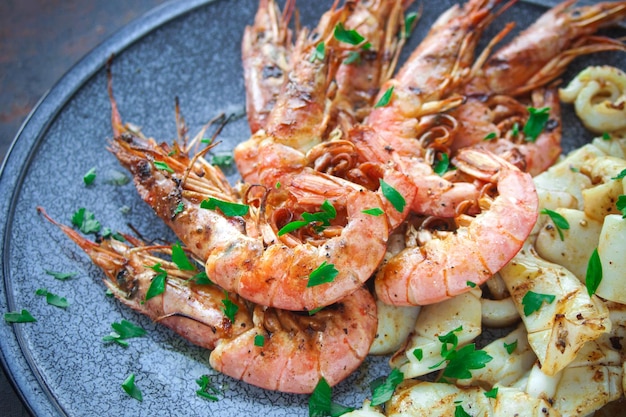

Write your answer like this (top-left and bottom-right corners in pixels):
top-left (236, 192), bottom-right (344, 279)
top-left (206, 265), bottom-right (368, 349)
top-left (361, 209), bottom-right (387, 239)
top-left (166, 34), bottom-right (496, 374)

top-left (0, 2), bottom-right (167, 415)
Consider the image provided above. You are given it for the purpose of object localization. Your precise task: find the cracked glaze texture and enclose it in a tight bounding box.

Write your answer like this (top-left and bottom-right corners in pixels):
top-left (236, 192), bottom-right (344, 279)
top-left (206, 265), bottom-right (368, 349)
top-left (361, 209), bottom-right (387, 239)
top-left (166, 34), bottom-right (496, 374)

top-left (0, 0), bottom-right (624, 416)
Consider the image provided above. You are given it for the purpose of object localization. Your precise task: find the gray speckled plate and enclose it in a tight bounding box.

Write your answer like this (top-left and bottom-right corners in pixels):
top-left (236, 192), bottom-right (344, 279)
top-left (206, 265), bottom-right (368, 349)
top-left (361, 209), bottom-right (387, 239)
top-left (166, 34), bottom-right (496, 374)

top-left (0, 0), bottom-right (624, 416)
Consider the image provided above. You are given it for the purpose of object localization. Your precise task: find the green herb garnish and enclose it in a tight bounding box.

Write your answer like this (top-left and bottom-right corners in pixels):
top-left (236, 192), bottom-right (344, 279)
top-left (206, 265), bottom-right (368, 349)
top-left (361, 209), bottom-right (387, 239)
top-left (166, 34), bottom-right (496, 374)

top-left (442, 343), bottom-right (492, 379)
top-left (362, 207), bottom-right (384, 216)
top-left (83, 167), bottom-right (96, 185)
top-left (374, 86), bottom-right (394, 108)
top-left (334, 23), bottom-right (370, 49)
top-left (612, 169), bottom-right (626, 180)
top-left (196, 374), bottom-right (221, 401)
top-left (308, 377), bottom-right (354, 417)
top-left (380, 179), bottom-right (406, 213)
top-left (153, 160), bottom-right (174, 173)
top-left (617, 195), bottom-right (626, 218)
top-left (455, 404), bottom-right (471, 417)
top-left (122, 373), bottom-right (143, 401)
top-left (71, 208), bottom-right (101, 235)
top-left (102, 319), bottom-right (147, 347)
top-left (521, 291), bottom-right (555, 316)
top-left (504, 340), bottom-right (518, 354)
top-left (483, 132), bottom-right (497, 141)
top-left (484, 387), bottom-right (498, 398)
top-left (211, 154), bottom-right (234, 168)
top-left (370, 368), bottom-right (404, 406)
top-left (585, 248), bottom-right (602, 297)
top-left (413, 348), bottom-right (423, 361)
top-left (45, 270), bottom-right (77, 281)
top-left (221, 294), bottom-right (239, 323)
top-left (200, 197), bottom-right (249, 217)
top-left (278, 201), bottom-right (336, 236)
top-left (308, 261), bottom-right (339, 287)
top-left (172, 242), bottom-right (196, 271)
top-left (523, 106), bottom-right (550, 142)
top-left (254, 334), bottom-right (265, 347)
top-left (173, 202), bottom-right (184, 216)
top-left (310, 42), bottom-right (326, 62)
top-left (541, 208), bottom-right (570, 241)
top-left (403, 11), bottom-right (419, 38)
top-left (602, 132), bottom-right (611, 140)
top-left (145, 263), bottom-right (167, 300)
top-left (433, 153), bottom-right (450, 176)
top-left (4, 309), bottom-right (36, 323)
top-left (35, 288), bottom-right (69, 308)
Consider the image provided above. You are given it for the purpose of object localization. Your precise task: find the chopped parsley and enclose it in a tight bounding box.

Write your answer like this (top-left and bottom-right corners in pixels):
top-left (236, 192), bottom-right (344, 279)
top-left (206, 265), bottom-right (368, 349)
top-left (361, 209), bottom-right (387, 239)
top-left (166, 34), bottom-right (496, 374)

top-left (83, 167), bottom-right (96, 185)
top-left (455, 404), bottom-right (472, 417)
top-left (102, 228), bottom-right (126, 241)
top-left (102, 319), bottom-right (147, 347)
top-left (254, 334), bottom-right (265, 347)
top-left (504, 340), bottom-right (518, 354)
top-left (196, 374), bottom-right (221, 401)
top-left (153, 160), bottom-right (174, 173)
top-left (611, 169), bottom-right (626, 180)
top-left (122, 373), bottom-right (143, 401)
top-left (362, 207), bottom-right (384, 216)
top-left (221, 294), bottom-right (239, 323)
top-left (484, 387), bottom-right (498, 398)
top-left (4, 309), bottom-right (36, 323)
top-left (145, 263), bottom-right (167, 300)
top-left (370, 368), bottom-right (404, 406)
top-left (403, 11), bottom-right (419, 38)
top-left (523, 106), bottom-right (550, 142)
top-left (483, 132), bottom-right (497, 141)
top-left (35, 288), bottom-right (69, 308)
top-left (310, 42), bottom-right (326, 62)
top-left (433, 153), bottom-right (450, 176)
top-left (171, 242), bottom-right (196, 271)
top-left (466, 281), bottom-right (477, 288)
top-left (541, 208), bottom-right (569, 241)
top-left (308, 377), bottom-right (354, 417)
top-left (211, 154), bottom-right (234, 168)
top-left (380, 179), bottom-right (406, 212)
top-left (585, 248), bottom-right (602, 297)
top-left (45, 270), bottom-right (77, 281)
top-left (308, 262), bottom-right (339, 287)
top-left (333, 23), bottom-right (370, 49)
top-left (521, 291), bottom-right (555, 316)
top-left (71, 208), bottom-right (101, 235)
top-left (602, 132), bottom-right (611, 140)
top-left (190, 271), bottom-right (213, 285)
top-left (617, 195), bottom-right (626, 218)
top-left (278, 200), bottom-right (336, 236)
top-left (173, 202), bottom-right (184, 216)
top-left (442, 343), bottom-right (492, 379)
top-left (343, 50), bottom-right (361, 65)
top-left (200, 198), bottom-right (249, 217)
top-left (413, 348), bottom-right (423, 361)
top-left (511, 122), bottom-right (519, 138)
top-left (374, 86), bottom-right (394, 108)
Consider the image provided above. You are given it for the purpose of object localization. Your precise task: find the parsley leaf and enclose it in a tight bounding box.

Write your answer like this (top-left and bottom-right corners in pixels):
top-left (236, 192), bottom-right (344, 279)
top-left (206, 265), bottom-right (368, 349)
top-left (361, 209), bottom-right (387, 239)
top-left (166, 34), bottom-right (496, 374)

top-left (309, 377), bottom-right (354, 417)
top-left (102, 319), bottom-right (147, 347)
top-left (310, 42), bottom-right (325, 62)
top-left (511, 122), bottom-right (519, 137)
top-left (523, 107), bottom-right (550, 142)
top-left (278, 201), bottom-right (337, 236)
top-left (617, 195), bottom-right (626, 218)
top-left (602, 131), bottom-right (611, 140)
top-left (371, 368), bottom-right (403, 406)
top-left (455, 404), bottom-right (471, 417)
top-left (541, 208), bottom-right (570, 241)
top-left (83, 167), bottom-right (96, 185)
top-left (403, 11), bottom-right (419, 38)
top-left (173, 202), bottom-right (184, 216)
top-left (380, 179), bottom-right (406, 212)
top-left (221, 294), bottom-right (239, 323)
top-left (442, 343), bottom-right (493, 379)
top-left (466, 281), bottom-right (477, 288)
top-left (433, 153), bottom-right (450, 176)
top-left (101, 228), bottom-right (126, 242)
top-left (343, 50), bottom-right (361, 65)
top-left (374, 86), bottom-right (394, 108)
top-left (196, 374), bottom-right (221, 401)
top-left (483, 132), bottom-right (497, 141)
top-left (71, 208), bottom-right (101, 235)
top-left (308, 262), bottom-right (339, 287)
top-left (190, 271), bottom-right (213, 285)
top-left (121, 373), bottom-right (143, 401)
top-left (4, 309), bottom-right (36, 323)
top-left (334, 23), bottom-right (368, 48)
top-left (585, 248), bottom-right (602, 297)
top-left (254, 334), bottom-right (265, 347)
top-left (484, 387), bottom-right (498, 398)
top-left (521, 291), bottom-right (555, 316)
top-left (35, 288), bottom-right (69, 308)
top-left (612, 169), bottom-right (626, 180)
top-left (145, 263), bottom-right (167, 300)
top-left (171, 242), bottom-right (196, 271)
top-left (153, 160), bottom-right (174, 173)
top-left (211, 154), bottom-right (234, 168)
top-left (200, 198), bottom-right (249, 217)
top-left (413, 348), bottom-right (423, 361)
top-left (362, 207), bottom-right (384, 216)
top-left (45, 270), bottom-right (77, 281)
top-left (504, 340), bottom-right (518, 354)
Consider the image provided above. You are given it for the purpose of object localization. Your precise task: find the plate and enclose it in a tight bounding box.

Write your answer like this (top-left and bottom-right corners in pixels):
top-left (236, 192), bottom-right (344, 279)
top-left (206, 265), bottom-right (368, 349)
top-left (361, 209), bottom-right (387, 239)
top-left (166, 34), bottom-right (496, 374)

top-left (0, 0), bottom-right (624, 416)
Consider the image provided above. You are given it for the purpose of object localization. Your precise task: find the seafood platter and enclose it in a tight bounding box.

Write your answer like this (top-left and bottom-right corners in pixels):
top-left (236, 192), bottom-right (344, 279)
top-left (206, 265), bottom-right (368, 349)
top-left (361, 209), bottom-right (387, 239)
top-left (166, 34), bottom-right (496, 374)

top-left (1, 0), bottom-right (626, 415)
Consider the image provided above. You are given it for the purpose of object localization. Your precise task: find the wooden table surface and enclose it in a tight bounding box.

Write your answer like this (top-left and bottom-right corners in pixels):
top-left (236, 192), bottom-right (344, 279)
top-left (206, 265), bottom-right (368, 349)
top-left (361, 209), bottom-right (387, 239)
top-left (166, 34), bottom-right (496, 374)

top-left (0, 2), bottom-right (167, 415)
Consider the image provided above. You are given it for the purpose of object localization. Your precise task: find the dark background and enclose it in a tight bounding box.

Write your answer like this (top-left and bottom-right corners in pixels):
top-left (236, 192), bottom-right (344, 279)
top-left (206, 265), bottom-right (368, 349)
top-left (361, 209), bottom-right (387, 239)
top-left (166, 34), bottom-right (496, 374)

top-left (0, 2), bottom-right (167, 415)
